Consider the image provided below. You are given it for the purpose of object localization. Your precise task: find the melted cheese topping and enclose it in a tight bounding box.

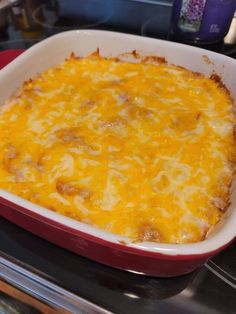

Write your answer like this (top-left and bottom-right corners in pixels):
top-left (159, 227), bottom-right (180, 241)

top-left (0, 53), bottom-right (235, 243)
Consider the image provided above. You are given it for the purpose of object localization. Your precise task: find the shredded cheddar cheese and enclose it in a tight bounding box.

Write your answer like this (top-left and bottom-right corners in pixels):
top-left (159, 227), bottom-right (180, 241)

top-left (0, 52), bottom-right (235, 243)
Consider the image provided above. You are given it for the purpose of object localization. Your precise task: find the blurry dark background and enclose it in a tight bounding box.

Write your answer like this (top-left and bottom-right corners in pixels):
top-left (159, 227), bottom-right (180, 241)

top-left (0, 0), bottom-right (235, 54)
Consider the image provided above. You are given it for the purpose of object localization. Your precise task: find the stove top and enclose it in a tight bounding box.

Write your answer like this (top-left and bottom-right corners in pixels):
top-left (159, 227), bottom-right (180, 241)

top-left (0, 0), bottom-right (236, 55)
top-left (1, 218), bottom-right (236, 314)
top-left (0, 1), bottom-right (236, 313)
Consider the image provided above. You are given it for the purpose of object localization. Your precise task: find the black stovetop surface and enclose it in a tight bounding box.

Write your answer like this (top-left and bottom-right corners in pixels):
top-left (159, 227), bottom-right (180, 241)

top-left (0, 1), bottom-right (236, 313)
top-left (1, 218), bottom-right (236, 314)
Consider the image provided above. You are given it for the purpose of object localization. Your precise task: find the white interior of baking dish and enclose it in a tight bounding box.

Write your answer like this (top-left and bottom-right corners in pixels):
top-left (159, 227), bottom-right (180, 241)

top-left (0, 30), bottom-right (235, 256)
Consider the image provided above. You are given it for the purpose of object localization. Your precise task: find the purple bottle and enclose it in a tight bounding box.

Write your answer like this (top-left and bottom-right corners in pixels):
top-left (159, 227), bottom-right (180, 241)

top-left (172, 0), bottom-right (236, 44)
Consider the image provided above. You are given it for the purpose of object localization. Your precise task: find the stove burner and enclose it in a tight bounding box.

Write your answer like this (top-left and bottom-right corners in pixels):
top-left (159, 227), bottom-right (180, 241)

top-left (141, 11), bottom-right (171, 38)
top-left (32, 0), bottom-right (113, 32)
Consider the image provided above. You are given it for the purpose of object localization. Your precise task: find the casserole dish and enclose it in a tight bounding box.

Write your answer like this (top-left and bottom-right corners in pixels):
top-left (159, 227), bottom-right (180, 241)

top-left (0, 30), bottom-right (235, 277)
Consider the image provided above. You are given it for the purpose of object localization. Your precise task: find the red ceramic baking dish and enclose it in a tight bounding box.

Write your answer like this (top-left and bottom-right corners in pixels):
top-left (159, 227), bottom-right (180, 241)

top-left (0, 30), bottom-right (236, 277)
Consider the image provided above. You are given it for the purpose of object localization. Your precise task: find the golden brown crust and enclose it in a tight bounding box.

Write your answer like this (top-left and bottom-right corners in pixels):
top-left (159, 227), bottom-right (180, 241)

top-left (56, 181), bottom-right (91, 199)
top-left (89, 48), bottom-right (100, 57)
top-left (202, 55), bottom-right (214, 66)
top-left (209, 73), bottom-right (234, 106)
top-left (118, 240), bottom-right (127, 245)
top-left (210, 74), bottom-right (228, 90)
top-left (142, 55), bottom-right (167, 64)
top-left (135, 224), bottom-right (161, 242)
top-left (0, 51), bottom-right (235, 244)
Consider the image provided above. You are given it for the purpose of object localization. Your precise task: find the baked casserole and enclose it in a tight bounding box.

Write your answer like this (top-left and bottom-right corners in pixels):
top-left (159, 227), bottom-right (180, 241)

top-left (0, 52), bottom-right (235, 244)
